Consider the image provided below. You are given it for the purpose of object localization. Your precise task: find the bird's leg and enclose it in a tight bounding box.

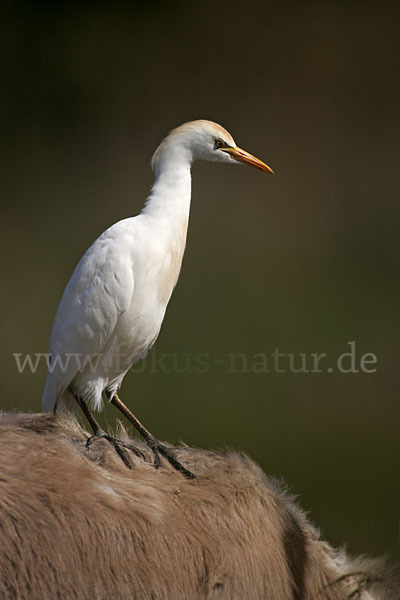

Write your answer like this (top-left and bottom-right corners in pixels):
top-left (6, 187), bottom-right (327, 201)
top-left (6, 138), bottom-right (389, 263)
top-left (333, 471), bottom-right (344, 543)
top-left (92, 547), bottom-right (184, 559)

top-left (74, 396), bottom-right (145, 468)
top-left (110, 393), bottom-right (196, 479)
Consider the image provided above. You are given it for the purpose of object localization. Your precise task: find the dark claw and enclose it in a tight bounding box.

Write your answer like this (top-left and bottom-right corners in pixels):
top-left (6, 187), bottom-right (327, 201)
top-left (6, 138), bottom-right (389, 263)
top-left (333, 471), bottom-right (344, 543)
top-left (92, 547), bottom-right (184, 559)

top-left (149, 443), bottom-right (161, 469)
top-left (86, 429), bottom-right (149, 468)
top-left (147, 438), bottom-right (195, 479)
top-left (86, 428), bottom-right (107, 448)
top-left (111, 442), bottom-right (133, 470)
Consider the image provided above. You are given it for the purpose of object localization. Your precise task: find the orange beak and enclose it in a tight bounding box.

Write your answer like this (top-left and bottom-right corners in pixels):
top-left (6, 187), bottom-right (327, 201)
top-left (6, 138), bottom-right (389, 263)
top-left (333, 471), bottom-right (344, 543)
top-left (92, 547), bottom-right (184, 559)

top-left (221, 146), bottom-right (274, 174)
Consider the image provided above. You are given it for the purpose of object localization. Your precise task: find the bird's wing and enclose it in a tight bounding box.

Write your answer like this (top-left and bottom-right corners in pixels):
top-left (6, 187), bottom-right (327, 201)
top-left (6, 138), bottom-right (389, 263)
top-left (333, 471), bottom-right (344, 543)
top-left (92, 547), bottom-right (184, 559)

top-left (48, 222), bottom-right (135, 390)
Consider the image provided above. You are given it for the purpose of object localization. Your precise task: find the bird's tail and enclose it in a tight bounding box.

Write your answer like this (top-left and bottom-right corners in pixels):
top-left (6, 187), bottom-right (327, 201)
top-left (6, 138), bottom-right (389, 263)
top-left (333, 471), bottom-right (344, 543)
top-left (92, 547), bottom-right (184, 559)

top-left (41, 373), bottom-right (57, 413)
top-left (42, 375), bottom-right (77, 415)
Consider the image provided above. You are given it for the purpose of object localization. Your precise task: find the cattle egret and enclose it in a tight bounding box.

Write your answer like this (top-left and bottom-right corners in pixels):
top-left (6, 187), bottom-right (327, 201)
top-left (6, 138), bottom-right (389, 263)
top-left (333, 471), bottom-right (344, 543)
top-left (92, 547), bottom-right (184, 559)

top-left (42, 120), bottom-right (273, 477)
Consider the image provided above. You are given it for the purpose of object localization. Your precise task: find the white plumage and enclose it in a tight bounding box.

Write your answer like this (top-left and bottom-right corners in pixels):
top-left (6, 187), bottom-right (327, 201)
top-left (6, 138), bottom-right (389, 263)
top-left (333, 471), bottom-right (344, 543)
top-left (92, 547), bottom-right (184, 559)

top-left (42, 120), bottom-right (272, 419)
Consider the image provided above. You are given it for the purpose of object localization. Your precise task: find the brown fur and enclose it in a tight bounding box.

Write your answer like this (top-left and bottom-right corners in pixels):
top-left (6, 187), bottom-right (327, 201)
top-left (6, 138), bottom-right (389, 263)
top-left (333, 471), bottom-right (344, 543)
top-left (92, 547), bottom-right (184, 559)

top-left (0, 412), bottom-right (397, 599)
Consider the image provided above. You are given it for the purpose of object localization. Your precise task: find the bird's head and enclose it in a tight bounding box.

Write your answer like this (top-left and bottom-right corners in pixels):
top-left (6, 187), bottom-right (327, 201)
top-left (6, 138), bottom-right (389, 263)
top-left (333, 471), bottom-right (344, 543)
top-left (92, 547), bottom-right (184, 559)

top-left (151, 120), bottom-right (273, 175)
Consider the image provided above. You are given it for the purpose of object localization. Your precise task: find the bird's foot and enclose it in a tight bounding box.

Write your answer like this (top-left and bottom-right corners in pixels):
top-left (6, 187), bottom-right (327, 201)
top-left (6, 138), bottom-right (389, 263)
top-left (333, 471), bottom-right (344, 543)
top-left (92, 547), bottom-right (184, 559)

top-left (109, 394), bottom-right (196, 479)
top-left (86, 428), bottom-right (146, 469)
top-left (146, 437), bottom-right (196, 479)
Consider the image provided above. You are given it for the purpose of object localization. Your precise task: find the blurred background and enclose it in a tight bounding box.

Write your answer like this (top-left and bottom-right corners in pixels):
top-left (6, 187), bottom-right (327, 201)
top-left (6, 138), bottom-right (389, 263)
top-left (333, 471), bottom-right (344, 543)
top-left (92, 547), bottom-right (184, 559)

top-left (1, 0), bottom-right (399, 561)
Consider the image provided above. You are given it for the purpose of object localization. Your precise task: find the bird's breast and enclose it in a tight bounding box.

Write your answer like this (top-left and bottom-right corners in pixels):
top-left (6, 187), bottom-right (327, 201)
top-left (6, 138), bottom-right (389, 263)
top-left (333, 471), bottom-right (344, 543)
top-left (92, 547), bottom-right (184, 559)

top-left (139, 217), bottom-right (188, 308)
top-left (154, 239), bottom-right (186, 305)
top-left (97, 215), bottom-right (188, 368)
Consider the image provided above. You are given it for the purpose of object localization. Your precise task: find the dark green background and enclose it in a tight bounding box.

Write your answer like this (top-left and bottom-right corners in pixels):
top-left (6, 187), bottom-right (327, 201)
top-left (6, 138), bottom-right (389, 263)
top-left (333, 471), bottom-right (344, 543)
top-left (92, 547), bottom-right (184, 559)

top-left (1, 1), bottom-right (399, 561)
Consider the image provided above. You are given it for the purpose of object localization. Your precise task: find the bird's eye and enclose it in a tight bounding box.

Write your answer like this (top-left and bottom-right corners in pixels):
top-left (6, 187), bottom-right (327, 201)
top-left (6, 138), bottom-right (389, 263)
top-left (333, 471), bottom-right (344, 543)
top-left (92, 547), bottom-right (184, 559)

top-left (215, 139), bottom-right (225, 150)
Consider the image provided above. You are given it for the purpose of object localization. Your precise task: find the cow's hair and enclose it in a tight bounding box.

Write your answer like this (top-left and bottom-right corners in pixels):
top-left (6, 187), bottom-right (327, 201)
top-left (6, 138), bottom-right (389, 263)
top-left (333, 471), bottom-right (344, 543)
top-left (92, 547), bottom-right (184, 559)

top-left (0, 412), bottom-right (397, 599)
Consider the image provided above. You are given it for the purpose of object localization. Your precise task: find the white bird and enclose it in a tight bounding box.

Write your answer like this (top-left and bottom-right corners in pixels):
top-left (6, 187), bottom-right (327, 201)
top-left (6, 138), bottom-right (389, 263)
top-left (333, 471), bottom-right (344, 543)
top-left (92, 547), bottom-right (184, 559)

top-left (42, 120), bottom-right (273, 476)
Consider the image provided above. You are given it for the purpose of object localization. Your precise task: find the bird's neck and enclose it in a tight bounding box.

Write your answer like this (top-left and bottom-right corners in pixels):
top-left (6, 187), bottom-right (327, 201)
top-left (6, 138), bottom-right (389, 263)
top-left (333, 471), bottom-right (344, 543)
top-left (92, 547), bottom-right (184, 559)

top-left (142, 161), bottom-right (192, 233)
